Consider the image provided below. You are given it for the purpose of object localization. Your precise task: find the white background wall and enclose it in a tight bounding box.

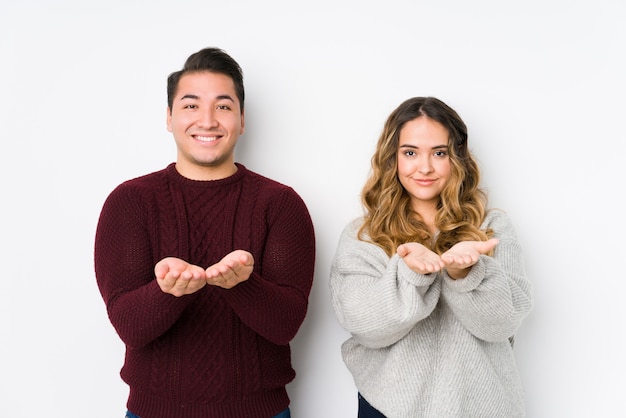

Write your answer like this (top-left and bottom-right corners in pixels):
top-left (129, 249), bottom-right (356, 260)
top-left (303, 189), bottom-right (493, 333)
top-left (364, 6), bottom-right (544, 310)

top-left (1, 0), bottom-right (624, 417)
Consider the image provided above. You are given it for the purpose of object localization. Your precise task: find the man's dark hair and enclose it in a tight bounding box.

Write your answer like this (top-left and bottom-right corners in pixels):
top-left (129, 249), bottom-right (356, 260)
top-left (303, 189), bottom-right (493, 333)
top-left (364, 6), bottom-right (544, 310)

top-left (167, 47), bottom-right (245, 112)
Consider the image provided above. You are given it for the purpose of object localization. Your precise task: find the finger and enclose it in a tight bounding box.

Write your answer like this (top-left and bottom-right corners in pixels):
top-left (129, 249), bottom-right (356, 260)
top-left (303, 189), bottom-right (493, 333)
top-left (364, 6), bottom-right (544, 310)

top-left (217, 263), bottom-right (234, 276)
top-left (186, 279), bottom-right (205, 294)
top-left (417, 260), bottom-right (439, 273)
top-left (240, 252), bottom-right (254, 266)
top-left (172, 277), bottom-right (191, 294)
top-left (230, 250), bottom-right (253, 265)
top-left (427, 263), bottom-right (441, 273)
top-left (223, 259), bottom-right (240, 272)
top-left (158, 274), bottom-right (178, 292)
top-left (441, 253), bottom-right (456, 264)
top-left (192, 269), bottom-right (206, 280)
top-left (480, 238), bottom-right (499, 253)
top-left (154, 262), bottom-right (169, 280)
top-left (206, 264), bottom-right (227, 279)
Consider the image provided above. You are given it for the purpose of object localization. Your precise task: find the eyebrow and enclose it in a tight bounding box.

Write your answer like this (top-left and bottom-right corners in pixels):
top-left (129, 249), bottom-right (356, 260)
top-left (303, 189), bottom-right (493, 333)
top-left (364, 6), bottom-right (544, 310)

top-left (179, 94), bottom-right (235, 102)
top-left (399, 144), bottom-right (448, 150)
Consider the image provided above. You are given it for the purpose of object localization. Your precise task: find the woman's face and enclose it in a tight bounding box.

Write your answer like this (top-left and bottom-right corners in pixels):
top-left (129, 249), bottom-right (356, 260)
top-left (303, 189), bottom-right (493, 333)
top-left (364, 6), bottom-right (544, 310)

top-left (397, 117), bottom-right (451, 214)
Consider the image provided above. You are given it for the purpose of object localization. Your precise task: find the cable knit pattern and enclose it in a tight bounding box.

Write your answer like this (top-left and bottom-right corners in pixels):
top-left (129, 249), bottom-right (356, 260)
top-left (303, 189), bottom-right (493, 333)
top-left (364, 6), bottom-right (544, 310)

top-left (94, 163), bottom-right (316, 418)
top-left (330, 209), bottom-right (533, 417)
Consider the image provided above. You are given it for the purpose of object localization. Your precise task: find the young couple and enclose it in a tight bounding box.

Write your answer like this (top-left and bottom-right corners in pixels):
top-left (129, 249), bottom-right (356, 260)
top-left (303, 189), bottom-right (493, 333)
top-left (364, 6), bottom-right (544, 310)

top-left (95, 47), bottom-right (532, 418)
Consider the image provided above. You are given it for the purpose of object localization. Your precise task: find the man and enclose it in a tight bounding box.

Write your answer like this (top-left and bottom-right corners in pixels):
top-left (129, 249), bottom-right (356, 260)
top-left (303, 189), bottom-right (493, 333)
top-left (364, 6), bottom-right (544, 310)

top-left (94, 47), bottom-right (316, 418)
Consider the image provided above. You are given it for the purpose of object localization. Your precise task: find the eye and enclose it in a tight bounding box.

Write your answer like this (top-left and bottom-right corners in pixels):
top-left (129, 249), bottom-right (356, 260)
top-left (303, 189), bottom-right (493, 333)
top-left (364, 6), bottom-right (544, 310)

top-left (403, 150), bottom-right (416, 157)
top-left (434, 150), bottom-right (448, 158)
top-left (217, 104), bottom-right (232, 110)
top-left (183, 104), bottom-right (198, 109)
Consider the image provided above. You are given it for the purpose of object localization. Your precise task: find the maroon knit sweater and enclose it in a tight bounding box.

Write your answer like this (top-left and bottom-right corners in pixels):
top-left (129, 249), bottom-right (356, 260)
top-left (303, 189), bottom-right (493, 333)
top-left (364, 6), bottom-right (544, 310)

top-left (94, 163), bottom-right (316, 418)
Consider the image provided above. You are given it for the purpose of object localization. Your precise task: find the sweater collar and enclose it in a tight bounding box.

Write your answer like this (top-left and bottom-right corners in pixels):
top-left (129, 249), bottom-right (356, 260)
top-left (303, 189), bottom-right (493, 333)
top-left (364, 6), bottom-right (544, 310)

top-left (166, 162), bottom-right (248, 187)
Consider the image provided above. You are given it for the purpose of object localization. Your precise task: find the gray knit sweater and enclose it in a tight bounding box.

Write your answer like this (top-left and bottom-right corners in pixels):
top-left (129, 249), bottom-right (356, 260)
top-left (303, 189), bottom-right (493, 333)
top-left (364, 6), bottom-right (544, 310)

top-left (330, 209), bottom-right (533, 417)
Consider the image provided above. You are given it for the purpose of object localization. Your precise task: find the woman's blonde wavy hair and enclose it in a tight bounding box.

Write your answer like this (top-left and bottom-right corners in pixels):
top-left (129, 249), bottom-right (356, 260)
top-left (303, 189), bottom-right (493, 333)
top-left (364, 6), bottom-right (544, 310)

top-left (359, 97), bottom-right (492, 257)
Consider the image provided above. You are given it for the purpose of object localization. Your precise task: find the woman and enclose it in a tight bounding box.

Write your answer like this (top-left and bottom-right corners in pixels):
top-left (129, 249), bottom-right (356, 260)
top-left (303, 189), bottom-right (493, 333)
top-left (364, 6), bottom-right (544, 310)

top-left (330, 97), bottom-right (533, 417)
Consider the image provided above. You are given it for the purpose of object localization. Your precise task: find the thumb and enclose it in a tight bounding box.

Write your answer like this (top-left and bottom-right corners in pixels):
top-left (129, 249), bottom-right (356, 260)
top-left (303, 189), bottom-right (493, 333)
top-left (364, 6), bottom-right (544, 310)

top-left (154, 260), bottom-right (168, 279)
top-left (241, 252), bottom-right (254, 266)
top-left (479, 238), bottom-right (499, 254)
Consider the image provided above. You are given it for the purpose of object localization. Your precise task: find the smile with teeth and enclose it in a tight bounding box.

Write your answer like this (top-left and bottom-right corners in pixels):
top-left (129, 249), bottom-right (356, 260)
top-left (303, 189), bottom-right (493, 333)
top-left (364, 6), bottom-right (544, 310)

top-left (194, 134), bottom-right (220, 142)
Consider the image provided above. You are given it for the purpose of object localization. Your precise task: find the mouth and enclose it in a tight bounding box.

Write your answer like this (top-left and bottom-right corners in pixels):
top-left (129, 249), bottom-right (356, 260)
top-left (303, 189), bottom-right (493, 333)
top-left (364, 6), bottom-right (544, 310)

top-left (193, 134), bottom-right (221, 143)
top-left (414, 179), bottom-right (436, 186)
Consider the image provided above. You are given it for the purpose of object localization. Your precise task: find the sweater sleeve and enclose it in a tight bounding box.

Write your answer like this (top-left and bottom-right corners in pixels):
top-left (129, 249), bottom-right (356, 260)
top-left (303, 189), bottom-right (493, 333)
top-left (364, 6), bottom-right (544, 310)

top-left (94, 183), bottom-right (197, 349)
top-left (441, 209), bottom-right (533, 342)
top-left (219, 187), bottom-right (316, 346)
top-left (330, 219), bottom-right (441, 349)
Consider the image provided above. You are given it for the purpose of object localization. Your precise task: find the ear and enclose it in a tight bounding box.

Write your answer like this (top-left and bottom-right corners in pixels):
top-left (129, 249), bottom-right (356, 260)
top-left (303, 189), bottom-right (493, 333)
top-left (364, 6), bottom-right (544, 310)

top-left (240, 108), bottom-right (245, 135)
top-left (166, 107), bottom-right (173, 132)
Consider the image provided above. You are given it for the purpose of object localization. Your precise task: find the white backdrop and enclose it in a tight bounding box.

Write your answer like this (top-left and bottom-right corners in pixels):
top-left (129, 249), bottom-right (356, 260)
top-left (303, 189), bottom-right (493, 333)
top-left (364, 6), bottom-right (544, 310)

top-left (1, 1), bottom-right (625, 417)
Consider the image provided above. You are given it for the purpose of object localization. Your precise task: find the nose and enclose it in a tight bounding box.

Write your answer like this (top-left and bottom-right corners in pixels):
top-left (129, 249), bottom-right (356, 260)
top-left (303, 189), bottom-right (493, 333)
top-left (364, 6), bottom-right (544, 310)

top-left (197, 108), bottom-right (219, 128)
top-left (416, 155), bottom-right (433, 174)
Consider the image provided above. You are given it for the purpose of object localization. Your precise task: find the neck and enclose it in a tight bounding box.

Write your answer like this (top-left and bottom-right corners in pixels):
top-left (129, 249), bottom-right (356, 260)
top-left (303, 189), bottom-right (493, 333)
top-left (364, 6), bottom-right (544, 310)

top-left (412, 202), bottom-right (438, 232)
top-left (175, 162), bottom-right (238, 181)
